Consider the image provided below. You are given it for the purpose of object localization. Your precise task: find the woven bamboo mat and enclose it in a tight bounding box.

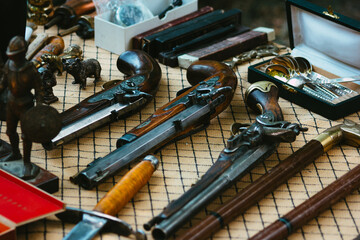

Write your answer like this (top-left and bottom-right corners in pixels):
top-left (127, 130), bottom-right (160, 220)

top-left (8, 25), bottom-right (360, 240)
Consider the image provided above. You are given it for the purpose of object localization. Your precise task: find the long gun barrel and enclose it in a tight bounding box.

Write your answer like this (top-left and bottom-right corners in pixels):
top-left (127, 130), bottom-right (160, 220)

top-left (71, 60), bottom-right (237, 189)
top-left (177, 119), bottom-right (360, 240)
top-left (43, 50), bottom-right (161, 150)
top-left (145, 81), bottom-right (307, 239)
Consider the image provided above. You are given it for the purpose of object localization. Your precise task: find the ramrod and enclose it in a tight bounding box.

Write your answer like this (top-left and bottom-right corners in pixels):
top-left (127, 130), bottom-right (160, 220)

top-left (71, 60), bottom-right (237, 189)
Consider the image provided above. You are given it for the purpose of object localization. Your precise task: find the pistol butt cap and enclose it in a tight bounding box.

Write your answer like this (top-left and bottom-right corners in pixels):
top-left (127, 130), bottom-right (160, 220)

top-left (244, 81), bottom-right (277, 104)
top-left (143, 155), bottom-right (159, 170)
top-left (245, 81), bottom-right (283, 121)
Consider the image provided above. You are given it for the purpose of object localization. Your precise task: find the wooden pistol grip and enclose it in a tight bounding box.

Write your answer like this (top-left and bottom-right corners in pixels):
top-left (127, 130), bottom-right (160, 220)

top-left (31, 36), bottom-right (64, 68)
top-left (187, 60), bottom-right (237, 119)
top-left (61, 50), bottom-right (161, 126)
top-left (116, 50), bottom-right (162, 97)
top-left (93, 157), bottom-right (157, 216)
top-left (245, 81), bottom-right (283, 121)
top-left (123, 60), bottom-right (237, 141)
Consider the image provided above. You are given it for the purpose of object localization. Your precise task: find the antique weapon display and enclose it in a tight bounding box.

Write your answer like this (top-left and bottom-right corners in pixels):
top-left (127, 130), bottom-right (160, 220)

top-left (132, 6), bottom-right (214, 49)
top-left (144, 81), bottom-right (307, 239)
top-left (250, 160), bottom-right (360, 240)
top-left (44, 0), bottom-right (95, 29)
top-left (43, 50), bottom-right (161, 150)
top-left (57, 155), bottom-right (159, 240)
top-left (70, 60), bottom-right (237, 189)
top-left (177, 27), bottom-right (275, 69)
top-left (4, 0), bottom-right (360, 239)
top-left (142, 9), bottom-right (242, 57)
top-left (177, 120), bottom-right (360, 240)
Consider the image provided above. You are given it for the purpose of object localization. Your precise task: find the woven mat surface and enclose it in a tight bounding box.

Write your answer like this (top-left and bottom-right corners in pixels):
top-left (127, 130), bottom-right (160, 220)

top-left (8, 25), bottom-right (360, 240)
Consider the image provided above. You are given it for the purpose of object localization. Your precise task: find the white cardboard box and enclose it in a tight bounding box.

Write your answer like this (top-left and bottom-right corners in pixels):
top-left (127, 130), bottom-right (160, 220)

top-left (95, 0), bottom-right (198, 55)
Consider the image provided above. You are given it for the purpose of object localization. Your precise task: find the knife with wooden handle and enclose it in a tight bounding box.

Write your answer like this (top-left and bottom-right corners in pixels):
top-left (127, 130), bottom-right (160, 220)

top-left (57, 155), bottom-right (159, 240)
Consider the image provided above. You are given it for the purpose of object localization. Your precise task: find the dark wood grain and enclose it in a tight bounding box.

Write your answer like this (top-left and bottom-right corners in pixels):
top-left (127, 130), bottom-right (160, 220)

top-left (246, 82), bottom-right (283, 121)
top-left (250, 163), bottom-right (360, 240)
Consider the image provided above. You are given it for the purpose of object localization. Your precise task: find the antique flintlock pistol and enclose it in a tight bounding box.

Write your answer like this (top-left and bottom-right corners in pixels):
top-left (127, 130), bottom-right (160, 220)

top-left (144, 81), bottom-right (307, 239)
top-left (43, 50), bottom-right (161, 150)
top-left (71, 60), bottom-right (238, 189)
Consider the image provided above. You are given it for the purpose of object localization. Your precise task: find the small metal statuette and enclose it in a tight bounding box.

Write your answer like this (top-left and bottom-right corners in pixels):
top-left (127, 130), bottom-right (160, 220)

top-left (38, 65), bottom-right (59, 104)
top-left (63, 57), bottom-right (101, 89)
top-left (0, 36), bottom-right (61, 184)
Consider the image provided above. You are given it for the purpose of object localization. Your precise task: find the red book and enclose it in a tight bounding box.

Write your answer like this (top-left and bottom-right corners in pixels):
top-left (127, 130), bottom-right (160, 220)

top-left (0, 170), bottom-right (65, 240)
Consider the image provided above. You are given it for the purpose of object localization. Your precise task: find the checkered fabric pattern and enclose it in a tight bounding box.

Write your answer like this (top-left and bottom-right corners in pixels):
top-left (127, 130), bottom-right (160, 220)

top-left (9, 25), bottom-right (360, 240)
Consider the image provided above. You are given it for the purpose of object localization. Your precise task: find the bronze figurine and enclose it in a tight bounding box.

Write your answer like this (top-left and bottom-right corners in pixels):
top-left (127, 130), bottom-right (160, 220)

top-left (63, 57), bottom-right (101, 89)
top-left (0, 36), bottom-right (44, 179)
top-left (38, 65), bottom-right (59, 104)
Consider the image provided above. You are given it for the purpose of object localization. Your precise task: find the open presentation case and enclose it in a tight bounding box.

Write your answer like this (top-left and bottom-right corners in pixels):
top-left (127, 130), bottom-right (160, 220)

top-left (248, 0), bottom-right (360, 120)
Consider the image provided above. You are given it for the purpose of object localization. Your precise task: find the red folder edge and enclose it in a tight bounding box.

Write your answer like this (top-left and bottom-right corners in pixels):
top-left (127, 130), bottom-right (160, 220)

top-left (0, 170), bottom-right (65, 239)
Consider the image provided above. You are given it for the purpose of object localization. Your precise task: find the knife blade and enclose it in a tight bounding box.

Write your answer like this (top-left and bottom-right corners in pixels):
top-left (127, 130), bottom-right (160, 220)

top-left (58, 155), bottom-right (159, 240)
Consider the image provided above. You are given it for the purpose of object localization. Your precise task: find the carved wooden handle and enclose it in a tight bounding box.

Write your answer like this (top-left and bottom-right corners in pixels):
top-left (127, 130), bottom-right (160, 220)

top-left (31, 36), bottom-right (64, 68)
top-left (123, 60), bottom-right (237, 140)
top-left (93, 155), bottom-right (158, 216)
top-left (61, 50), bottom-right (161, 126)
top-left (245, 81), bottom-right (283, 121)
